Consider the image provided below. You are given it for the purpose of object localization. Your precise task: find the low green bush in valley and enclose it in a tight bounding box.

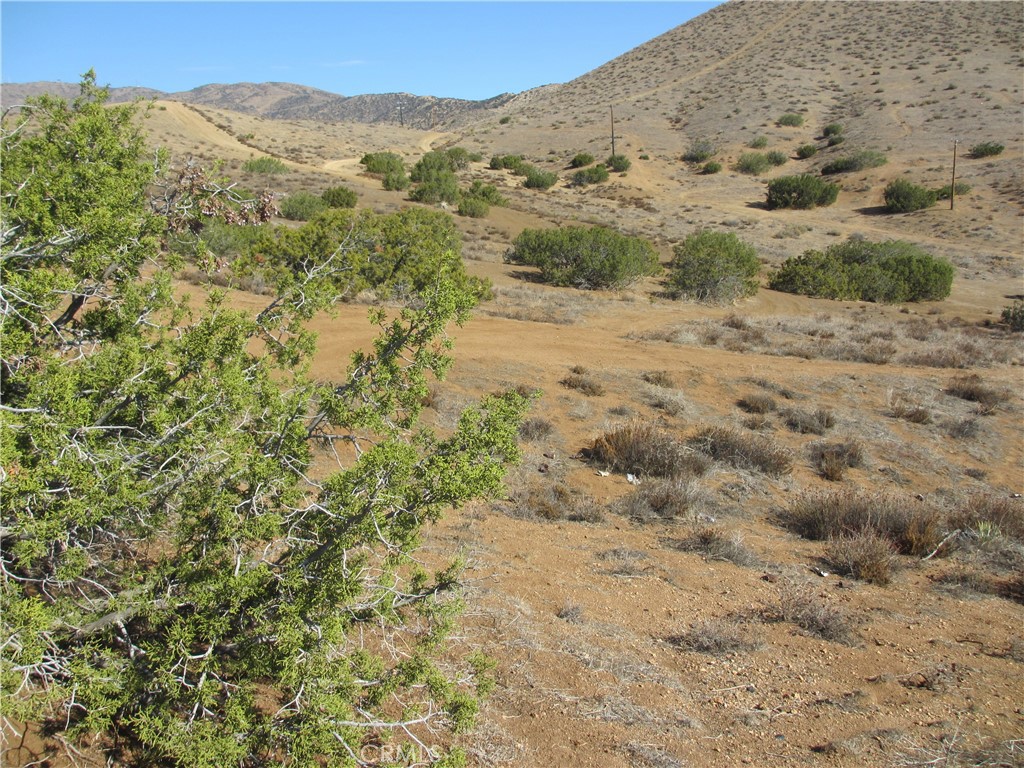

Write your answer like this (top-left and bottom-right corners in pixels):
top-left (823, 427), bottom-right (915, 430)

top-left (735, 153), bottom-right (772, 175)
top-left (321, 186), bottom-right (358, 208)
top-left (768, 238), bottom-right (954, 302)
top-left (683, 140), bottom-right (717, 163)
top-left (243, 156), bottom-right (289, 174)
top-left (504, 225), bottom-right (660, 289)
top-left (796, 144), bottom-right (819, 159)
top-left (701, 161), bottom-right (723, 175)
top-left (969, 141), bottom-right (1004, 158)
top-left (572, 165), bottom-right (610, 186)
top-left (883, 179), bottom-right (937, 213)
top-left (606, 154), bottom-right (631, 173)
top-left (523, 166), bottom-right (558, 189)
top-left (278, 191), bottom-right (328, 221)
top-left (667, 230), bottom-right (760, 303)
top-left (765, 175), bottom-right (839, 209)
top-left (766, 150), bottom-right (789, 166)
top-left (777, 113), bottom-right (805, 127)
top-left (360, 151), bottom-right (405, 175)
top-left (821, 150), bottom-right (887, 174)
top-left (570, 152), bottom-right (595, 168)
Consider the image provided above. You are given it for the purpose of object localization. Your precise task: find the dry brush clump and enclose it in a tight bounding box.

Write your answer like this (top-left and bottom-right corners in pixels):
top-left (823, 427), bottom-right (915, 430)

top-left (504, 480), bottom-right (603, 523)
top-left (737, 393), bottom-right (777, 414)
top-left (781, 406), bottom-right (836, 435)
top-left (945, 373), bottom-right (1011, 413)
top-left (781, 490), bottom-right (946, 557)
top-left (672, 525), bottom-right (761, 567)
top-left (586, 421), bottom-right (711, 478)
top-left (668, 618), bottom-right (761, 655)
top-left (765, 580), bottom-right (858, 644)
top-left (611, 477), bottom-right (712, 523)
top-left (824, 530), bottom-right (900, 585)
top-left (688, 425), bottom-right (793, 476)
top-left (808, 439), bottom-right (865, 481)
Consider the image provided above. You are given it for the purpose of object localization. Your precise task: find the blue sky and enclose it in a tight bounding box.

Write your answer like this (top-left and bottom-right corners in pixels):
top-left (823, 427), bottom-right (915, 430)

top-left (1, 2), bottom-right (718, 100)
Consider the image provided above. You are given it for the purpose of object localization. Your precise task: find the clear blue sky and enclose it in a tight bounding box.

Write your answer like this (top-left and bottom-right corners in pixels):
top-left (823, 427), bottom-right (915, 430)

top-left (1, 2), bottom-right (718, 100)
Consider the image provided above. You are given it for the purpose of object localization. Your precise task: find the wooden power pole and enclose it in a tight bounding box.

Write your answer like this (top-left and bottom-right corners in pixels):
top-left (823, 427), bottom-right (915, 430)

top-left (949, 139), bottom-right (959, 211)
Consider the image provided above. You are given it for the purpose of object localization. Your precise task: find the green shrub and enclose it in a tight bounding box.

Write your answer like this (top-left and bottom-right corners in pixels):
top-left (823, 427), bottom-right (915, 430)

top-left (748, 136), bottom-right (769, 149)
top-left (360, 151), bottom-right (405, 175)
top-left (827, 135), bottom-right (846, 147)
top-left (765, 174), bottom-right (839, 209)
top-left (969, 141), bottom-right (1004, 158)
top-left (490, 154), bottom-right (525, 172)
top-left (934, 181), bottom-right (971, 200)
top-left (606, 154), bottom-right (631, 173)
top-left (499, 115), bottom-right (511, 125)
top-left (457, 197), bottom-right (489, 218)
top-left (278, 190), bottom-right (328, 221)
top-left (505, 226), bottom-right (661, 289)
top-left (381, 170), bottom-right (409, 191)
top-left (572, 165), bottom-right (610, 186)
top-left (821, 150), bottom-right (888, 174)
top-left (321, 186), bottom-right (357, 208)
top-left (822, 123), bottom-right (844, 138)
top-left (668, 230), bottom-right (761, 303)
top-left (766, 150), bottom-right (789, 166)
top-left (444, 146), bottom-right (475, 170)
top-left (570, 152), bottom-right (595, 168)
top-left (523, 165), bottom-right (558, 189)
top-left (242, 156), bottom-right (289, 174)
top-left (769, 238), bottom-right (954, 302)
top-left (683, 140), bottom-right (717, 163)
top-left (464, 180), bottom-right (507, 206)
top-left (883, 179), bottom-right (937, 213)
top-left (199, 220), bottom-right (264, 258)
top-left (1001, 300), bottom-right (1024, 331)
top-left (409, 171), bottom-right (460, 205)
top-left (701, 161), bottom-right (722, 175)
top-left (777, 113), bottom-right (805, 127)
top-left (796, 144), bottom-right (819, 159)
top-left (735, 153), bottom-right (772, 175)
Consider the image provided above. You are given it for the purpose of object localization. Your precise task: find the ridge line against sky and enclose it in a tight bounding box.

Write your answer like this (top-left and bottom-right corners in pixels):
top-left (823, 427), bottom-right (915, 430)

top-left (1, 2), bottom-right (720, 101)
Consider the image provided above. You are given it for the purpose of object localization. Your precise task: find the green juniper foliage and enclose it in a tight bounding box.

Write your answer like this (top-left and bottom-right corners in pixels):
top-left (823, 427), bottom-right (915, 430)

top-left (1, 73), bottom-right (526, 767)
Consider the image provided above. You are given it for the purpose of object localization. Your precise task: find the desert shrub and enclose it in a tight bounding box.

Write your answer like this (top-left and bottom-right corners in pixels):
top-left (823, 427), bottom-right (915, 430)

top-left (769, 581), bottom-right (856, 643)
top-left (278, 190), bottom-right (328, 221)
top-left (1001, 300), bottom-right (1024, 331)
top-left (737, 393), bottom-right (777, 414)
top-left (766, 174), bottom-right (840, 209)
top-left (464, 180), bottom-right (507, 206)
top-left (572, 165), bottom-right (610, 186)
top-left (822, 123), bottom-right (844, 138)
top-left (360, 151), bottom-right (405, 175)
top-left (889, 397), bottom-right (932, 424)
top-left (883, 179), bottom-right (937, 212)
top-left (765, 150), bottom-right (789, 166)
top-left (688, 425), bottom-right (793, 476)
top-left (523, 166), bottom-right (558, 189)
top-left (946, 373), bottom-right (1009, 412)
top-left (505, 226), bottom-right (661, 290)
top-left (570, 152), bottom-right (595, 168)
top-left (674, 526), bottom-right (760, 567)
top-left (781, 490), bottom-right (946, 556)
top-left (669, 619), bottom-right (759, 655)
top-left (586, 422), bottom-right (710, 478)
top-left (444, 146), bottom-right (476, 170)
top-left (613, 477), bottom-right (710, 523)
top-left (381, 170), bottom-right (410, 191)
top-left (777, 113), bottom-right (804, 127)
top-left (825, 531), bottom-right (899, 585)
top-left (809, 439), bottom-right (864, 480)
top-left (457, 196), bottom-right (489, 218)
top-left (242, 155), bottom-right (289, 174)
top-left (409, 152), bottom-right (461, 204)
top-left (489, 154), bottom-right (526, 172)
top-left (683, 140), bottom-right (717, 163)
top-left (498, 115), bottom-right (511, 125)
top-left (641, 370), bottom-right (676, 388)
top-left (827, 135), bottom-right (846, 147)
top-left (948, 494), bottom-right (1024, 542)
top-left (781, 406), bottom-right (835, 434)
top-left (410, 150), bottom-right (455, 181)
top-left (606, 154), bottom-right (631, 172)
top-left (934, 181), bottom-right (971, 200)
top-left (796, 144), bottom-right (819, 159)
top-left (768, 238), bottom-right (954, 302)
top-left (518, 417), bottom-right (555, 442)
top-left (560, 371), bottom-right (605, 396)
top-left (198, 220), bottom-right (265, 258)
top-left (506, 481), bottom-right (600, 523)
top-left (321, 185), bottom-right (357, 208)
top-left (701, 161), bottom-right (722, 175)
top-left (969, 141), bottom-right (1004, 158)
top-left (821, 150), bottom-right (888, 174)
top-left (748, 136), bottom-right (768, 149)
top-left (667, 230), bottom-right (760, 303)
top-left (735, 152), bottom-right (772, 175)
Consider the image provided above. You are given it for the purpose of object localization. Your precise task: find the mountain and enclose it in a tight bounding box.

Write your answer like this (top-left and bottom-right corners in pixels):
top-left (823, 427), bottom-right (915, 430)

top-left (1, 79), bottom-right (516, 127)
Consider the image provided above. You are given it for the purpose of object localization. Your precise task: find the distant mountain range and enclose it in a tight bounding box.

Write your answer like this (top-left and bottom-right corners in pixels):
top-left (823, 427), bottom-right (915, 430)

top-left (0, 80), bottom-right (517, 127)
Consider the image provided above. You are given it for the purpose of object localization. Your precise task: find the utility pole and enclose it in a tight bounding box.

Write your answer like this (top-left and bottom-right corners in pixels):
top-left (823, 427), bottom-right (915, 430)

top-left (949, 139), bottom-right (959, 211)
top-left (398, 102), bottom-right (404, 127)
top-left (610, 106), bottom-right (617, 157)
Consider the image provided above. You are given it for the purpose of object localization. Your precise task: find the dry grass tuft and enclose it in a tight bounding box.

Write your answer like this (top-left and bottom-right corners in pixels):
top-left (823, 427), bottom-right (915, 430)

top-left (781, 406), bottom-right (835, 435)
top-left (737, 393), bottom-right (777, 414)
top-left (641, 370), bottom-right (677, 388)
top-left (668, 618), bottom-right (761, 655)
top-left (672, 526), bottom-right (761, 567)
top-left (946, 373), bottom-right (1011, 413)
top-left (587, 422), bottom-right (711, 478)
top-left (612, 477), bottom-right (711, 523)
top-left (561, 372), bottom-right (606, 397)
top-left (688, 425), bottom-right (793, 476)
top-left (809, 439), bottom-right (865, 481)
top-left (781, 490), bottom-right (946, 556)
top-left (518, 416), bottom-right (555, 442)
top-left (825, 531), bottom-right (900, 585)
top-left (766, 581), bottom-right (857, 644)
top-left (504, 481), bottom-right (603, 523)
